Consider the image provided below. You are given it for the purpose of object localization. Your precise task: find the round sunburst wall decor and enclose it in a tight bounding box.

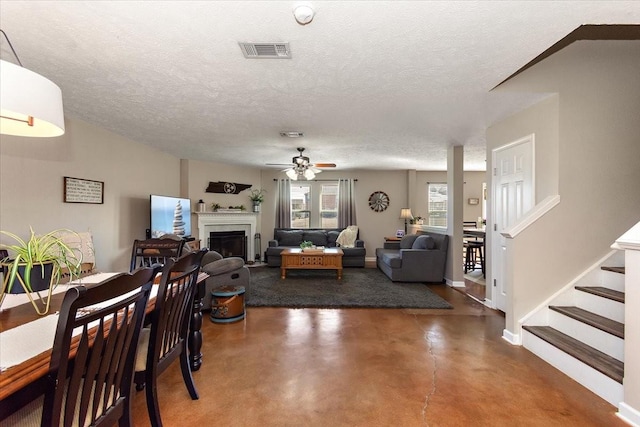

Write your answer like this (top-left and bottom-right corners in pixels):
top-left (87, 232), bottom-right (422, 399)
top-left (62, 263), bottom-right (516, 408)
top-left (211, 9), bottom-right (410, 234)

top-left (368, 191), bottom-right (389, 212)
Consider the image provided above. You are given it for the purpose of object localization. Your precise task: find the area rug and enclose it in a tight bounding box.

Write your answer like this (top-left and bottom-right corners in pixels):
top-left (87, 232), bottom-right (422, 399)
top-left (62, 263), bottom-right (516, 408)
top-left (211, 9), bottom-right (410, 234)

top-left (245, 268), bottom-right (452, 309)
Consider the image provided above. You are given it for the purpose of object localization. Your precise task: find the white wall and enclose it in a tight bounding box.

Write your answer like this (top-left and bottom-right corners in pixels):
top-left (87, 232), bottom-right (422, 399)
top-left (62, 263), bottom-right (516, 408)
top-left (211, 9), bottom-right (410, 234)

top-left (0, 117), bottom-right (180, 271)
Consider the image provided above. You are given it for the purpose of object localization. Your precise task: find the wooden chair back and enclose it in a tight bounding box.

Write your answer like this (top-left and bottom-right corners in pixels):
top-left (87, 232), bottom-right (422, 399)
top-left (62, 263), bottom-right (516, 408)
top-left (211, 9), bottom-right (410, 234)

top-left (136, 249), bottom-right (207, 427)
top-left (129, 238), bottom-right (185, 272)
top-left (42, 266), bottom-right (160, 426)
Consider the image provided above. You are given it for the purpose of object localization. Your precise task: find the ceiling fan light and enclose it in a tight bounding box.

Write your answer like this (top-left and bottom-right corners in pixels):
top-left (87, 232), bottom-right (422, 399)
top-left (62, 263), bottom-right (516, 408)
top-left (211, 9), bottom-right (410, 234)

top-left (303, 168), bottom-right (315, 180)
top-left (286, 168), bottom-right (299, 180)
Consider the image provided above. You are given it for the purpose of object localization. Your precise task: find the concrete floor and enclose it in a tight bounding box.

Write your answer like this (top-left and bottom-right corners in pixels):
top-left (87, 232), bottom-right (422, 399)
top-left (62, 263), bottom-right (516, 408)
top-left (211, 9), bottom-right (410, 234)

top-left (130, 283), bottom-right (625, 427)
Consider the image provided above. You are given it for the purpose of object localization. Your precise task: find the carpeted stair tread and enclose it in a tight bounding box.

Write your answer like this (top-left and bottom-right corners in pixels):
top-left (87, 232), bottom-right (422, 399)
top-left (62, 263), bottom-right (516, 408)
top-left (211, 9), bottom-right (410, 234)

top-left (523, 325), bottom-right (623, 384)
top-left (575, 286), bottom-right (625, 303)
top-left (601, 266), bottom-right (625, 274)
top-left (549, 306), bottom-right (624, 338)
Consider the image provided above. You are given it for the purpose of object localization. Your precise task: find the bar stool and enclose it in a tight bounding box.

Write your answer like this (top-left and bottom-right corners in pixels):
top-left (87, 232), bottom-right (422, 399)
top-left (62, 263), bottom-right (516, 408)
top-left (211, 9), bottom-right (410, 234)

top-left (464, 240), bottom-right (484, 274)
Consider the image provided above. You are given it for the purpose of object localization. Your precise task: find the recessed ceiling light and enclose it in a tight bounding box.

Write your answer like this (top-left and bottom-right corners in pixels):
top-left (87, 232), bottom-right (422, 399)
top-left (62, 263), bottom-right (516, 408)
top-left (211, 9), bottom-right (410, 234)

top-left (280, 131), bottom-right (304, 137)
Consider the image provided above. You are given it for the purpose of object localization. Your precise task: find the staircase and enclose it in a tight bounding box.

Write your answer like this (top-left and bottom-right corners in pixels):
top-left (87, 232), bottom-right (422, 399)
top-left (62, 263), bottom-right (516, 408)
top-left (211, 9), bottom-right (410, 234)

top-left (522, 251), bottom-right (625, 406)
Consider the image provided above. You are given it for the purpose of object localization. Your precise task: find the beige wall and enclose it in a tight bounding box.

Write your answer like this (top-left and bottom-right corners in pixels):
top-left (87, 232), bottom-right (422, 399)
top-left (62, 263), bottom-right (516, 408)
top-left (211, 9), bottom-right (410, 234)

top-left (0, 117), bottom-right (180, 271)
top-left (0, 117), bottom-right (485, 280)
top-left (487, 41), bottom-right (640, 337)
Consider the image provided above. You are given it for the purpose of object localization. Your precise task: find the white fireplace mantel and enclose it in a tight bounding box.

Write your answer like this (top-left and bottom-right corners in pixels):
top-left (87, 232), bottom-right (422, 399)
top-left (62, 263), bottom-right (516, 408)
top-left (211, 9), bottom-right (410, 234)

top-left (196, 212), bottom-right (258, 259)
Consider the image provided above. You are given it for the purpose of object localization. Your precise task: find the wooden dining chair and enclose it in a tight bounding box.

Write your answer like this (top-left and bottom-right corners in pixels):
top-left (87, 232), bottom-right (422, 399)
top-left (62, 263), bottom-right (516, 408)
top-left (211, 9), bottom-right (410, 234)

top-left (2, 266), bottom-right (160, 427)
top-left (134, 249), bottom-right (208, 427)
top-left (129, 238), bottom-right (185, 272)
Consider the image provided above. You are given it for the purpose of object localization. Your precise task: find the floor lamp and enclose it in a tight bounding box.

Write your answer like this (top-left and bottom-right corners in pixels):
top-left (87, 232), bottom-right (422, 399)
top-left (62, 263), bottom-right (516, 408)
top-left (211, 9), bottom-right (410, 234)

top-left (400, 208), bottom-right (413, 234)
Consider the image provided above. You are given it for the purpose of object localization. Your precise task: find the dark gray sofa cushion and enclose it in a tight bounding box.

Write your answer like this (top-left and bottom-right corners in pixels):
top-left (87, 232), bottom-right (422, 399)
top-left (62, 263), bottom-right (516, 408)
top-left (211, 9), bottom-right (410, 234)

top-left (327, 231), bottom-right (340, 247)
top-left (303, 230), bottom-right (328, 246)
top-left (275, 229), bottom-right (304, 246)
top-left (381, 252), bottom-right (402, 268)
top-left (412, 235), bottom-right (435, 250)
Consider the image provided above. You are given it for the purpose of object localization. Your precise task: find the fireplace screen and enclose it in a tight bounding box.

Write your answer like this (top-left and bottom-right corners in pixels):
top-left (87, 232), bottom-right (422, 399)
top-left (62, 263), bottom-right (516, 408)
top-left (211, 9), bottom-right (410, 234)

top-left (209, 231), bottom-right (247, 261)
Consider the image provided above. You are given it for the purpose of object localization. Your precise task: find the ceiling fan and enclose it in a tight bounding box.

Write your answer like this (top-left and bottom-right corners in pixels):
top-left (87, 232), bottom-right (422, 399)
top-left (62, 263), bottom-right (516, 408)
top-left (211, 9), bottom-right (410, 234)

top-left (266, 147), bottom-right (336, 180)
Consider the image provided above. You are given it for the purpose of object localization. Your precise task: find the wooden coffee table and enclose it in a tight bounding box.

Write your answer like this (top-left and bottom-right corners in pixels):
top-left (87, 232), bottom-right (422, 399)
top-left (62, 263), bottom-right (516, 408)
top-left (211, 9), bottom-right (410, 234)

top-left (280, 248), bottom-right (344, 279)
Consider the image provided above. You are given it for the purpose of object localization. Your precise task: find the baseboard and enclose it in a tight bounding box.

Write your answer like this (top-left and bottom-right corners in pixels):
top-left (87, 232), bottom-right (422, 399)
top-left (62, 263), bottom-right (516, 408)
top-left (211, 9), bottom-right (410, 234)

top-left (446, 278), bottom-right (465, 288)
top-left (618, 402), bottom-right (640, 427)
top-left (502, 328), bottom-right (521, 345)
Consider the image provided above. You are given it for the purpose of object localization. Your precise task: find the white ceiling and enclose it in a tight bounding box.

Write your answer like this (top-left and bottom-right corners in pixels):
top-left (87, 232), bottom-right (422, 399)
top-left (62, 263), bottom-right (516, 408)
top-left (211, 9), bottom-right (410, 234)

top-left (1, 1), bottom-right (639, 171)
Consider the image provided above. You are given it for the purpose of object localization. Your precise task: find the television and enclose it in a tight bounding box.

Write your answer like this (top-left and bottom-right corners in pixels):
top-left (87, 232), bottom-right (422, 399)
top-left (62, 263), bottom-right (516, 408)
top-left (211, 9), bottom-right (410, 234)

top-left (150, 195), bottom-right (192, 238)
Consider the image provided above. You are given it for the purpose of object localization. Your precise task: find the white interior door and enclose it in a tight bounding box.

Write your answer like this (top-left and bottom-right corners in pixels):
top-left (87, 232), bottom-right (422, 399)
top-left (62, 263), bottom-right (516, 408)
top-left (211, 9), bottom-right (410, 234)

top-left (492, 135), bottom-right (534, 312)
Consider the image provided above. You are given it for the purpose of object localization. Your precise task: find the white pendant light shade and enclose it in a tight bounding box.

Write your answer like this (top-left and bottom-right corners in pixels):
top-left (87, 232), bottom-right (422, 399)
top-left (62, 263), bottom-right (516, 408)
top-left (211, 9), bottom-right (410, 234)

top-left (0, 59), bottom-right (65, 137)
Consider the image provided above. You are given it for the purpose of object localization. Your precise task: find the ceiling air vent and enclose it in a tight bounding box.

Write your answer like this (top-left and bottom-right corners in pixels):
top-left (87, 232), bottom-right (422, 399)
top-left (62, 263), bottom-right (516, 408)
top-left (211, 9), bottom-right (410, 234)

top-left (239, 42), bottom-right (291, 59)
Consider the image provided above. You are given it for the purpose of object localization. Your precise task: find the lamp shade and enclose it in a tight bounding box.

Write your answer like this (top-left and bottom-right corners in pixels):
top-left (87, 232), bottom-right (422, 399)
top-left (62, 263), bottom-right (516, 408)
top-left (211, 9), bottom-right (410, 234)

top-left (399, 208), bottom-right (413, 219)
top-left (0, 59), bottom-right (65, 137)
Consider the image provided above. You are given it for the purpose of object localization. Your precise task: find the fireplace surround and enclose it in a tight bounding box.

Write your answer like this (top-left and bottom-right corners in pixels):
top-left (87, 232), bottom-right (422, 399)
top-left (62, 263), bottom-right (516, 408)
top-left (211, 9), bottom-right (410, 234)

top-left (196, 212), bottom-right (257, 261)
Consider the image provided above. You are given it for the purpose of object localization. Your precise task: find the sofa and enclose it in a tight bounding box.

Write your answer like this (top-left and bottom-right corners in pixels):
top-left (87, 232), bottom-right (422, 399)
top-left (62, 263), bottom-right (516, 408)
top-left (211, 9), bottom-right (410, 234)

top-left (375, 232), bottom-right (449, 282)
top-left (265, 228), bottom-right (366, 267)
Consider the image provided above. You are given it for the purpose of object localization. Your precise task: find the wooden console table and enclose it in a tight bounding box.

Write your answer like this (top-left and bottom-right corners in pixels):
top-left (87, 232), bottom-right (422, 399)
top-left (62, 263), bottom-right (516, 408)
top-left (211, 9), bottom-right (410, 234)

top-left (280, 248), bottom-right (344, 279)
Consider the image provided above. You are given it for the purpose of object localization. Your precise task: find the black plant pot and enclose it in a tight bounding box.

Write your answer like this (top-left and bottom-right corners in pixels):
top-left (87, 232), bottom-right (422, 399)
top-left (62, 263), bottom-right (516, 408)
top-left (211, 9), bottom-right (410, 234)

top-left (6, 262), bottom-right (54, 294)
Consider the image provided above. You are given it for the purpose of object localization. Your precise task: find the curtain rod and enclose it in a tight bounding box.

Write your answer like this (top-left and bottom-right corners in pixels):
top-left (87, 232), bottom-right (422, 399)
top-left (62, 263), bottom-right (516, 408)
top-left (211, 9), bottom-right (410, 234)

top-left (273, 179), bottom-right (357, 182)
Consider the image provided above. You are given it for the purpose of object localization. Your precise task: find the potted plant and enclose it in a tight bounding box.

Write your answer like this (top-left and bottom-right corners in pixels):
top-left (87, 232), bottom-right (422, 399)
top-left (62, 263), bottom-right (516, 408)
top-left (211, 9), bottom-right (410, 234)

top-left (0, 227), bottom-right (83, 314)
top-left (248, 189), bottom-right (267, 212)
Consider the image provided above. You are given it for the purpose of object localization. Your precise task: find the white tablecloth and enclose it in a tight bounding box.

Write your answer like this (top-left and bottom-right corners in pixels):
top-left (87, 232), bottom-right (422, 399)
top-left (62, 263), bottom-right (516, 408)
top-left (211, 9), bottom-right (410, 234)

top-left (0, 272), bottom-right (160, 372)
top-left (0, 273), bottom-right (119, 312)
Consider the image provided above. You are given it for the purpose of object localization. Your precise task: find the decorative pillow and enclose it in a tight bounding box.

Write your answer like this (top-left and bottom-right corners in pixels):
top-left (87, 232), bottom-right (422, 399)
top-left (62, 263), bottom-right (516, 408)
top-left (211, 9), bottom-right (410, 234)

top-left (275, 230), bottom-right (303, 246)
top-left (303, 230), bottom-right (328, 247)
top-left (399, 234), bottom-right (419, 249)
top-left (336, 225), bottom-right (358, 248)
top-left (412, 235), bottom-right (435, 250)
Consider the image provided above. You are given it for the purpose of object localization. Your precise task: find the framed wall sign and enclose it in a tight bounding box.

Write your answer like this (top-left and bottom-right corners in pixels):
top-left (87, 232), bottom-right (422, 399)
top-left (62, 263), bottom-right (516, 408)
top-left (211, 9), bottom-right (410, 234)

top-left (64, 176), bottom-right (104, 204)
top-left (468, 197), bottom-right (480, 205)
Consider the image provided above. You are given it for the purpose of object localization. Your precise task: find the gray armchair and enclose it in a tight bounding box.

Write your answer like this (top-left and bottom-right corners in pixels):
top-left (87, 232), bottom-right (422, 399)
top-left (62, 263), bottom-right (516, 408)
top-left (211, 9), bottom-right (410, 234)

top-left (200, 251), bottom-right (250, 309)
top-left (375, 232), bottom-right (449, 282)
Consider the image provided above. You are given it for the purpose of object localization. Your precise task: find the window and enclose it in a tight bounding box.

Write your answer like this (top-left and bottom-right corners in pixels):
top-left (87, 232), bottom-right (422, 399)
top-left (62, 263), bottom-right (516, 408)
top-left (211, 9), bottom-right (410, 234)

top-left (289, 181), bottom-right (339, 228)
top-left (319, 183), bottom-right (338, 228)
top-left (428, 183), bottom-right (447, 227)
top-left (291, 183), bottom-right (311, 228)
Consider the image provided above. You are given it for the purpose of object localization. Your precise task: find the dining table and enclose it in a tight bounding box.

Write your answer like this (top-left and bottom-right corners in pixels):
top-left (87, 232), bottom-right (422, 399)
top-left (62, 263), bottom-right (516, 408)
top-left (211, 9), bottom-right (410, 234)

top-left (0, 270), bottom-right (209, 421)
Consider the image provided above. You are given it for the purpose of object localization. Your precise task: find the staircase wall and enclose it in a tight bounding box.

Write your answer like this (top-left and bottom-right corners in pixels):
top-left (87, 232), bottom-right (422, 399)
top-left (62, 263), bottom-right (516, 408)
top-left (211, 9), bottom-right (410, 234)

top-left (487, 40), bottom-right (640, 341)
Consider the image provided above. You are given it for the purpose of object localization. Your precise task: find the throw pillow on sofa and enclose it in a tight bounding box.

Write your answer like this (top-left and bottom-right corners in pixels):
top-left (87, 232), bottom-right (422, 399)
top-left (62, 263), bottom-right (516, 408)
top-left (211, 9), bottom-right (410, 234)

top-left (412, 235), bottom-right (435, 250)
top-left (336, 225), bottom-right (358, 248)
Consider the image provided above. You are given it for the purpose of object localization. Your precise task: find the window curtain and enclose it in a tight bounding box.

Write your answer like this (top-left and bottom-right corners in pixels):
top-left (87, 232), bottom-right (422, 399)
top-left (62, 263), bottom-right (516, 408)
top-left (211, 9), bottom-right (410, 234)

top-left (275, 179), bottom-right (291, 228)
top-left (338, 179), bottom-right (357, 228)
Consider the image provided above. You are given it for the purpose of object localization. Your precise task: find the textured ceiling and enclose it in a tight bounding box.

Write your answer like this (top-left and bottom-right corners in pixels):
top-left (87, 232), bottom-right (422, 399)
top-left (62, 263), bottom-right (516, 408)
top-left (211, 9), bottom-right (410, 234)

top-left (1, 1), bottom-right (639, 171)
